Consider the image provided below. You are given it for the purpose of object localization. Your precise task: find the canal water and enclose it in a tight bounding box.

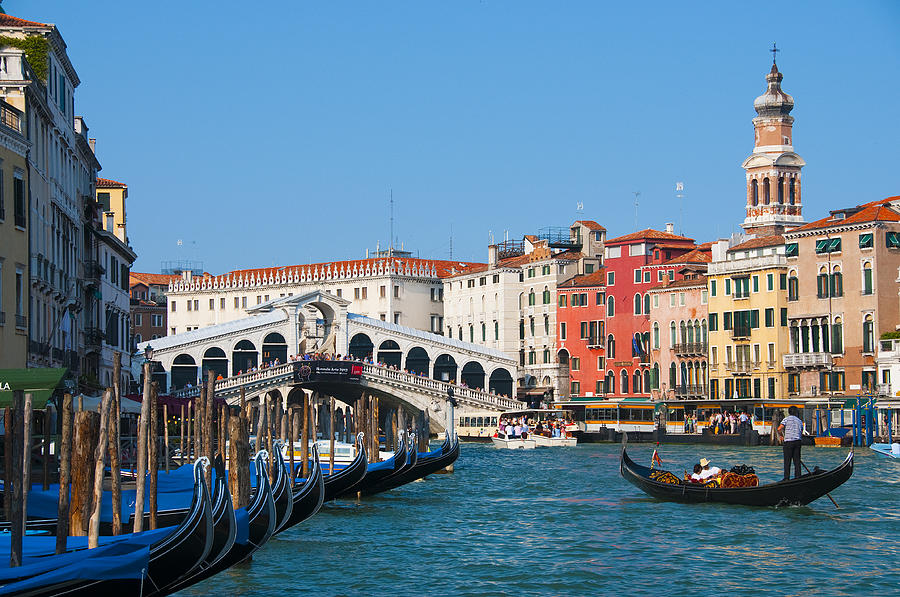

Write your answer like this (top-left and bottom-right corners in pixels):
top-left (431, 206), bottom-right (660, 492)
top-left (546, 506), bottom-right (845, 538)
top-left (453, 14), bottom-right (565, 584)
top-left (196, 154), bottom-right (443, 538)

top-left (178, 443), bottom-right (899, 596)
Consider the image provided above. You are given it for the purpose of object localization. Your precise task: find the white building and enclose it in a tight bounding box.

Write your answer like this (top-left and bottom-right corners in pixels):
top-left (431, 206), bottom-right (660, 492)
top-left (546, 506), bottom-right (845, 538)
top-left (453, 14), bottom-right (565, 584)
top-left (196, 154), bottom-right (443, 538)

top-left (441, 221), bottom-right (605, 397)
top-left (165, 250), bottom-right (483, 343)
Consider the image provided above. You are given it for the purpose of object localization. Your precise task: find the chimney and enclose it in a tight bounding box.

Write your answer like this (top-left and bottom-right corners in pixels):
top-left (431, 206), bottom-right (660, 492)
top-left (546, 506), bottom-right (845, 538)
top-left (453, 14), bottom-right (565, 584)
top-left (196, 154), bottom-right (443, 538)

top-left (88, 138), bottom-right (96, 153)
top-left (665, 222), bottom-right (674, 234)
top-left (488, 244), bottom-right (498, 268)
top-left (105, 212), bottom-right (114, 232)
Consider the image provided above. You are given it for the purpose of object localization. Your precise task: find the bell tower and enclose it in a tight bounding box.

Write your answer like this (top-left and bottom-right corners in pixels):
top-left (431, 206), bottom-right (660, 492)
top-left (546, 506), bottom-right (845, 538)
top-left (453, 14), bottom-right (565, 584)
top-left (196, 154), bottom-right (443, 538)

top-left (741, 46), bottom-right (806, 237)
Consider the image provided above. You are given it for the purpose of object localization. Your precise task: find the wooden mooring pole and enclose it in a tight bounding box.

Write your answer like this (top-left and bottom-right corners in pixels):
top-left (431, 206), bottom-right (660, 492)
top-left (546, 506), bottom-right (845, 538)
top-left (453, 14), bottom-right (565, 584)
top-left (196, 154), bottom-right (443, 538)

top-left (329, 397), bottom-right (335, 476)
top-left (301, 393), bottom-right (310, 478)
top-left (55, 393), bottom-right (73, 554)
top-left (133, 363), bottom-right (151, 533)
top-left (71, 409), bottom-right (98, 536)
top-left (88, 389), bottom-right (112, 548)
top-left (149, 382), bottom-right (159, 530)
top-left (111, 354), bottom-right (123, 534)
top-left (9, 390), bottom-right (24, 567)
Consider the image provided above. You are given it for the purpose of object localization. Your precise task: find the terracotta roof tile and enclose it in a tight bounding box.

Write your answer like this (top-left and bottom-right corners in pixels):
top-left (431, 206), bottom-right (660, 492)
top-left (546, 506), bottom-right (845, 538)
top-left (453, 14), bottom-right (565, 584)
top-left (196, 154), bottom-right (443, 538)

top-left (208, 257), bottom-right (485, 282)
top-left (552, 250), bottom-right (583, 261)
top-left (97, 177), bottom-right (127, 188)
top-left (559, 269), bottom-right (606, 288)
top-left (663, 246), bottom-right (712, 265)
top-left (790, 197), bottom-right (900, 232)
top-left (605, 228), bottom-right (695, 245)
top-left (574, 220), bottom-right (606, 231)
top-left (728, 234), bottom-right (785, 252)
top-left (0, 14), bottom-right (50, 28)
top-left (130, 272), bottom-right (182, 287)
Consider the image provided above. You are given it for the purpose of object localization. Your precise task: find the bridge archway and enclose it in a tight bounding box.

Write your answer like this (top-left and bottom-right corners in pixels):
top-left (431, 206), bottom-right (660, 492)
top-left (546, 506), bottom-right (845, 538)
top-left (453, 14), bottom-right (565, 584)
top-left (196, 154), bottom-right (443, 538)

top-left (202, 347), bottom-right (228, 380)
top-left (432, 354), bottom-right (457, 383)
top-left (172, 354), bottom-right (198, 390)
top-left (349, 333), bottom-right (374, 360)
top-left (405, 347), bottom-right (430, 376)
top-left (461, 361), bottom-right (485, 390)
top-left (489, 368), bottom-right (513, 397)
top-left (377, 340), bottom-right (402, 368)
top-left (232, 339), bottom-right (258, 375)
top-left (262, 332), bottom-right (288, 364)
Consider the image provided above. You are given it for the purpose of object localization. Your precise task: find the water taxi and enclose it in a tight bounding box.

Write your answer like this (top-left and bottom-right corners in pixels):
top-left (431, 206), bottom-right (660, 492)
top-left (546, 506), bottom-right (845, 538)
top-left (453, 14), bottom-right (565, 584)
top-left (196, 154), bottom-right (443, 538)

top-left (490, 432), bottom-right (536, 450)
top-left (501, 408), bottom-right (577, 447)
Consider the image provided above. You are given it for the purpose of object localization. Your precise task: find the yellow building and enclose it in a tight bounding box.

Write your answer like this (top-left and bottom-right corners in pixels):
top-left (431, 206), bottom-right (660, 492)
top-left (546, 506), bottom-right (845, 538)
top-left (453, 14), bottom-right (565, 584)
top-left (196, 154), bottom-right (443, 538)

top-left (96, 177), bottom-right (128, 244)
top-left (0, 99), bottom-right (29, 368)
top-left (707, 235), bottom-right (790, 400)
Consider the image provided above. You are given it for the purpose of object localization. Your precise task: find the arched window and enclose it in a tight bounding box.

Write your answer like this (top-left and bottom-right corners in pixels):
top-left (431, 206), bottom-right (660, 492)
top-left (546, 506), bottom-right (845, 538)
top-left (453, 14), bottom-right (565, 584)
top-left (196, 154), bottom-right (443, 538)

top-left (751, 179), bottom-right (758, 206)
top-left (607, 334), bottom-right (616, 359)
top-left (634, 293), bottom-right (642, 315)
top-left (621, 370), bottom-right (629, 395)
top-left (607, 295), bottom-right (615, 317)
top-left (680, 321), bottom-right (687, 344)
top-left (528, 290), bottom-right (536, 306)
top-left (458, 326), bottom-right (463, 340)
top-left (481, 322), bottom-right (486, 342)
top-left (669, 321), bottom-right (676, 346)
top-left (669, 362), bottom-right (677, 389)
top-left (469, 325), bottom-right (474, 343)
top-left (789, 178), bottom-right (797, 204)
top-left (831, 265), bottom-right (843, 297)
top-left (543, 315), bottom-right (549, 335)
top-left (701, 320), bottom-right (708, 345)
top-left (643, 369), bottom-right (651, 394)
top-left (863, 314), bottom-right (874, 353)
top-left (763, 177), bottom-right (770, 204)
top-left (862, 262), bottom-right (873, 295)
top-left (680, 362), bottom-right (688, 390)
top-left (777, 177), bottom-right (784, 204)
top-left (529, 317), bottom-right (535, 336)
top-left (518, 293), bottom-right (524, 310)
top-left (832, 317), bottom-right (843, 353)
top-left (817, 266), bottom-right (829, 298)
top-left (494, 320), bottom-right (499, 340)
top-left (542, 286), bottom-right (551, 304)
top-left (652, 322), bottom-right (660, 349)
top-left (788, 270), bottom-right (799, 301)
top-left (606, 370), bottom-right (616, 394)
top-left (687, 321), bottom-right (695, 343)
top-left (633, 370), bottom-right (642, 394)
top-left (644, 293), bottom-right (650, 315)
top-left (651, 363), bottom-right (660, 390)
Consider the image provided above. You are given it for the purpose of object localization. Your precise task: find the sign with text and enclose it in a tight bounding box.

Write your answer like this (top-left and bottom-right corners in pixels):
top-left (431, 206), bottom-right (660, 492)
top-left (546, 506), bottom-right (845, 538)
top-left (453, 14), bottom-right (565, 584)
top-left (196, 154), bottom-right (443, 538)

top-left (293, 361), bottom-right (363, 384)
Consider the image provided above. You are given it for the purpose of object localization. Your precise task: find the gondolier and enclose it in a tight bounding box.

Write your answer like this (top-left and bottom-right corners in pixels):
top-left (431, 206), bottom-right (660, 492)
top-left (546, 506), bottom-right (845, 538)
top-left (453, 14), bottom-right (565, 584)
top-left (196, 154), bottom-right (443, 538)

top-left (778, 406), bottom-right (804, 481)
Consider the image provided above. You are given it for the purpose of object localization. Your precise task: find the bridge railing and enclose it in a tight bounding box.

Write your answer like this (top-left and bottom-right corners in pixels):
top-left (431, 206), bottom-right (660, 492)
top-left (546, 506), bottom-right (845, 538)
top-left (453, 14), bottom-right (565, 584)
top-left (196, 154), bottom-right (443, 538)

top-left (171, 360), bottom-right (520, 411)
top-left (360, 364), bottom-right (520, 410)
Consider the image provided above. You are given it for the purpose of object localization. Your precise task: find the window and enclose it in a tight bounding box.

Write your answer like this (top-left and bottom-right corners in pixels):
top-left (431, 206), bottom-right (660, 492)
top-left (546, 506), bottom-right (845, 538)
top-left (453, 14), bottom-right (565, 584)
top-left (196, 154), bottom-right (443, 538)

top-left (607, 271), bottom-right (615, 285)
top-left (193, 299), bottom-right (199, 311)
top-left (657, 270), bottom-right (663, 282)
top-left (596, 292), bottom-right (604, 306)
top-left (571, 357), bottom-right (580, 371)
top-left (634, 269), bottom-right (642, 283)
top-left (519, 319), bottom-right (525, 339)
top-left (607, 334), bottom-right (616, 359)
top-left (725, 278), bottom-right (731, 295)
top-left (13, 173), bottom-right (24, 228)
top-left (242, 296), bottom-right (248, 308)
top-left (723, 311), bottom-right (732, 330)
top-left (543, 348), bottom-right (551, 363)
top-left (788, 274), bottom-right (799, 301)
top-left (494, 320), bottom-right (499, 340)
top-left (481, 323), bottom-right (486, 342)
top-left (529, 317), bottom-right (535, 336)
top-left (863, 314), bottom-right (874, 353)
top-left (709, 313), bottom-right (718, 331)
top-left (732, 277), bottom-right (750, 298)
top-left (209, 298), bottom-right (214, 310)
top-left (234, 297), bottom-right (240, 308)
top-left (544, 315), bottom-right (550, 335)
top-left (785, 243), bottom-right (798, 257)
top-left (580, 321), bottom-right (589, 340)
top-left (151, 314), bottom-right (163, 327)
top-left (644, 295), bottom-right (650, 314)
top-left (817, 270), bottom-right (829, 298)
top-left (653, 322), bottom-right (659, 349)
top-left (559, 294), bottom-right (567, 307)
top-left (750, 309), bottom-right (759, 329)
top-left (643, 271), bottom-right (651, 283)
top-left (528, 290), bottom-right (536, 306)
top-left (220, 298), bottom-right (226, 309)
top-left (543, 287), bottom-right (551, 304)
top-left (528, 268), bottom-right (535, 278)
top-left (607, 295), bottom-right (614, 317)
top-left (815, 238), bottom-right (842, 254)
top-left (669, 293), bottom-right (675, 307)
top-left (469, 325), bottom-right (474, 342)
top-left (830, 267), bottom-right (843, 297)
top-left (862, 263), bottom-right (873, 295)
top-left (710, 280), bottom-right (716, 297)
top-left (781, 308), bottom-right (788, 327)
top-left (542, 265), bottom-right (550, 276)
top-left (832, 317), bottom-right (843, 353)
top-left (560, 322), bottom-right (567, 340)
top-left (653, 294), bottom-right (659, 308)
top-left (380, 285), bottom-right (386, 298)
top-left (701, 290), bottom-right (708, 304)
top-left (765, 308), bottom-right (774, 328)
top-left (779, 273), bottom-right (787, 290)
top-left (634, 294), bottom-right (642, 315)
top-left (859, 233), bottom-right (873, 249)
top-left (669, 321), bottom-right (676, 345)
top-left (767, 273), bottom-right (774, 291)
top-left (887, 232), bottom-right (900, 248)
top-left (171, 301), bottom-right (176, 312)
top-left (579, 292), bottom-right (587, 305)
top-left (679, 292), bottom-right (685, 306)
top-left (394, 285), bottom-right (400, 297)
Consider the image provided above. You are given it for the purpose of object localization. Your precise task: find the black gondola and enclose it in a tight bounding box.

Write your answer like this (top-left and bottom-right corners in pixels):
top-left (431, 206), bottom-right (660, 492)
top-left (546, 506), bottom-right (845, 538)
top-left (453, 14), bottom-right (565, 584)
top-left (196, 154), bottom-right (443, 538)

top-left (321, 433), bottom-right (368, 502)
top-left (335, 432), bottom-right (408, 499)
top-left (620, 443), bottom-right (854, 507)
top-left (276, 444), bottom-right (324, 534)
top-left (269, 443), bottom-right (294, 531)
top-left (360, 433), bottom-right (418, 496)
top-left (362, 433), bottom-right (459, 496)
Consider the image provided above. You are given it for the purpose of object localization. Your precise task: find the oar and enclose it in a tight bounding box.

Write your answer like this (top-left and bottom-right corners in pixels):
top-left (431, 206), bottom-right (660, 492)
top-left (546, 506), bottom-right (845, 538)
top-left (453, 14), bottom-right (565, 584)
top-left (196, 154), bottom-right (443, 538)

top-left (800, 460), bottom-right (839, 508)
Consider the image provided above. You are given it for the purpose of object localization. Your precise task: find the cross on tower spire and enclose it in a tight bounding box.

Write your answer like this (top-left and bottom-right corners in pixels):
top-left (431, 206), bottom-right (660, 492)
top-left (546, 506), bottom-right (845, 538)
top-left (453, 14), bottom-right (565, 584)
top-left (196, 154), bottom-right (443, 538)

top-left (770, 42), bottom-right (780, 65)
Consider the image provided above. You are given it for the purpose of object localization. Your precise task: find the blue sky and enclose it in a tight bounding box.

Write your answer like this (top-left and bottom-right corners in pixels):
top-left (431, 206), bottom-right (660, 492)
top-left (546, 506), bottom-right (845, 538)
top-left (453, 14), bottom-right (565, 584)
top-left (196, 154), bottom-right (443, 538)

top-left (11, 1), bottom-right (900, 273)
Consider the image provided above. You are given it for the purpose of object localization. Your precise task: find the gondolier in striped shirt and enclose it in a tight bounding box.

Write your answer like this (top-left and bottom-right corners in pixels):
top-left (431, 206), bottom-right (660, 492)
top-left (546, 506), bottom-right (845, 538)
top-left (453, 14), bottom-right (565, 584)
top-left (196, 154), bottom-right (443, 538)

top-left (778, 406), bottom-right (804, 480)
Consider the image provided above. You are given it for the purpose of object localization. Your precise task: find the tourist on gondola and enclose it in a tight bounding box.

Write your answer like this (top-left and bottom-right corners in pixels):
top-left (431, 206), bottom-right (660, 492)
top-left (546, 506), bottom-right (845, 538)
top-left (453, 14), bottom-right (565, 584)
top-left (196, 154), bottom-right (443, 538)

top-left (697, 458), bottom-right (722, 480)
top-left (779, 406), bottom-right (804, 480)
top-left (690, 463), bottom-right (703, 481)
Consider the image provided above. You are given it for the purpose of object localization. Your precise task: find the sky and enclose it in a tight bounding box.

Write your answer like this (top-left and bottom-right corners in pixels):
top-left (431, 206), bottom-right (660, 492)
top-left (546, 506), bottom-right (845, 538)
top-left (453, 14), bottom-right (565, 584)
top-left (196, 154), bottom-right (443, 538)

top-left (10, 1), bottom-right (900, 274)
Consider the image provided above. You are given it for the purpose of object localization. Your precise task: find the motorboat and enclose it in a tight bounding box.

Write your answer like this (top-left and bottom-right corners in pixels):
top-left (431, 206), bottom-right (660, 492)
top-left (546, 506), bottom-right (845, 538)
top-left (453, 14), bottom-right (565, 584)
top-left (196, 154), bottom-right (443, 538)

top-left (491, 432), bottom-right (536, 450)
top-left (870, 442), bottom-right (900, 458)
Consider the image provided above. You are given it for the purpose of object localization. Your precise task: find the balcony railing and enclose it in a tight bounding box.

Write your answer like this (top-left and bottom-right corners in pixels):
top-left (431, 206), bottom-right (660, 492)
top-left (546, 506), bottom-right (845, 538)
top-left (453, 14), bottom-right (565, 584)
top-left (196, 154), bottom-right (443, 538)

top-left (730, 326), bottom-right (752, 339)
top-left (732, 361), bottom-right (753, 374)
top-left (15, 314), bottom-right (26, 329)
top-left (0, 101), bottom-right (23, 134)
top-left (783, 352), bottom-right (833, 368)
top-left (674, 384), bottom-right (709, 398)
top-left (84, 261), bottom-right (105, 281)
top-left (673, 342), bottom-right (708, 356)
top-left (85, 327), bottom-right (104, 349)
top-left (877, 383), bottom-right (892, 396)
top-left (586, 336), bottom-right (604, 348)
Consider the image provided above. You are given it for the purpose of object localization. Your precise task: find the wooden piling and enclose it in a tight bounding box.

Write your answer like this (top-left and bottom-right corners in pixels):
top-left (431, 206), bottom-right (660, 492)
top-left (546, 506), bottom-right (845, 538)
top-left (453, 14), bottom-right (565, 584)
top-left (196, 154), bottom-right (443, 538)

top-left (42, 404), bottom-right (51, 491)
top-left (194, 386), bottom-right (204, 462)
top-left (149, 382), bottom-right (159, 530)
top-left (9, 390), bottom-right (24, 567)
top-left (179, 403), bottom-right (186, 465)
top-left (3, 407), bottom-right (11, 522)
top-left (301, 392), bottom-right (310, 478)
top-left (205, 370), bottom-right (215, 462)
top-left (88, 389), bottom-right (112, 548)
top-left (164, 403), bottom-right (170, 474)
top-left (329, 398), bottom-right (335, 475)
top-left (22, 392), bottom-right (33, 528)
top-left (110, 354), bottom-right (123, 535)
top-left (70, 410), bottom-right (99, 536)
top-left (134, 363), bottom-right (152, 533)
top-left (55, 394), bottom-right (73, 554)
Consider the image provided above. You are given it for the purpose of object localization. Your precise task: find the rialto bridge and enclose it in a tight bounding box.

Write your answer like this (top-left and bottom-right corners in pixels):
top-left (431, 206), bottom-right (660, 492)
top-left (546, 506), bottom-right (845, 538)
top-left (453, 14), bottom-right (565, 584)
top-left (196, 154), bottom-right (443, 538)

top-left (136, 290), bottom-right (519, 434)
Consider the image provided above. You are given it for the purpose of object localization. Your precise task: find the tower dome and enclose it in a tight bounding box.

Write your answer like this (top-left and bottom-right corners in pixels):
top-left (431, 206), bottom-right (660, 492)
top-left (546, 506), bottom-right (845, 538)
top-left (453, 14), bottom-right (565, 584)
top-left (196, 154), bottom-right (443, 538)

top-left (753, 63), bottom-right (794, 118)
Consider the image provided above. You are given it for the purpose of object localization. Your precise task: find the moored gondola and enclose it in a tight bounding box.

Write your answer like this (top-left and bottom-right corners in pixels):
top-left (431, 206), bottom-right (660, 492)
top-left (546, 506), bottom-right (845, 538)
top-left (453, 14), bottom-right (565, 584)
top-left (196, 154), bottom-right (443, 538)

top-left (276, 444), bottom-right (324, 534)
top-left (620, 443), bottom-right (853, 507)
top-left (362, 433), bottom-right (460, 496)
top-left (322, 433), bottom-right (368, 502)
top-left (361, 433), bottom-right (418, 496)
top-left (335, 432), bottom-right (408, 499)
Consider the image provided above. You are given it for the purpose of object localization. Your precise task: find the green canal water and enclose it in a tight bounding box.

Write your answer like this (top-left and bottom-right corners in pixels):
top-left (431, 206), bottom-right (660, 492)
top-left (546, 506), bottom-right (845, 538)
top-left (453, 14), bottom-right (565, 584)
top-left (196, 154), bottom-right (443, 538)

top-left (178, 443), bottom-right (899, 596)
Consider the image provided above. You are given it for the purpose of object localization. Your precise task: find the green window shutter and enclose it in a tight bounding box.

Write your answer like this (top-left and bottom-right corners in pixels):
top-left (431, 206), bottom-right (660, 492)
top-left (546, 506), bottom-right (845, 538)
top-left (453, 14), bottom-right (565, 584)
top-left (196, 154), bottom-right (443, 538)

top-left (863, 269), bottom-right (873, 294)
top-left (780, 308), bottom-right (788, 327)
top-left (859, 233), bottom-right (873, 249)
top-left (815, 239), bottom-right (828, 254)
top-left (750, 310), bottom-right (759, 328)
top-left (765, 308), bottom-right (774, 327)
top-left (710, 280), bottom-right (716, 297)
top-left (785, 243), bottom-right (798, 257)
top-left (724, 312), bottom-right (732, 330)
top-left (752, 276), bottom-right (759, 293)
top-left (709, 313), bottom-right (718, 331)
top-left (828, 238), bottom-right (841, 252)
top-left (779, 273), bottom-right (787, 290)
top-left (725, 279), bottom-right (731, 295)
top-left (887, 232), bottom-right (900, 248)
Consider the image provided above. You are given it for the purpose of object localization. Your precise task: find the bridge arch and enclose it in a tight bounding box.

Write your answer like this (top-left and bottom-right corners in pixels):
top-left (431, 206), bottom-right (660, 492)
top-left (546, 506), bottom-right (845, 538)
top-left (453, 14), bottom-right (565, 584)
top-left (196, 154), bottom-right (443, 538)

top-left (202, 346), bottom-right (228, 380)
top-left (232, 339), bottom-right (259, 375)
top-left (172, 353), bottom-right (198, 390)
top-left (489, 368), bottom-right (513, 397)
top-left (377, 340), bottom-right (402, 368)
top-left (433, 354), bottom-right (457, 383)
top-left (262, 332), bottom-right (288, 364)
top-left (405, 346), bottom-right (430, 376)
top-left (349, 333), bottom-right (374, 360)
top-left (461, 361), bottom-right (486, 390)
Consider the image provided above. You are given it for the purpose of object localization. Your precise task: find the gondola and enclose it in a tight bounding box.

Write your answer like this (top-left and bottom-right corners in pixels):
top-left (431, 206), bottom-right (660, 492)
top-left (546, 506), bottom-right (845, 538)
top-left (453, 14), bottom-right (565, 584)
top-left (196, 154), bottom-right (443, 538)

top-left (360, 434), bottom-right (418, 496)
top-left (335, 432), bottom-right (409, 499)
top-left (0, 457), bottom-right (214, 596)
top-left (620, 443), bottom-right (854, 507)
top-left (276, 445), bottom-right (324, 534)
top-left (362, 433), bottom-right (459, 496)
top-left (268, 443), bottom-right (293, 532)
top-left (321, 433), bottom-right (368, 502)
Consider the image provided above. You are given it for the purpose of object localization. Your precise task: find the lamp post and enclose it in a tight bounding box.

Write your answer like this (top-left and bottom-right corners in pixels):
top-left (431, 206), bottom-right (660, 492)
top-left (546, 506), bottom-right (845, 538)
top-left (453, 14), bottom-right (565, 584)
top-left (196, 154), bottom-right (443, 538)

top-left (143, 345), bottom-right (154, 388)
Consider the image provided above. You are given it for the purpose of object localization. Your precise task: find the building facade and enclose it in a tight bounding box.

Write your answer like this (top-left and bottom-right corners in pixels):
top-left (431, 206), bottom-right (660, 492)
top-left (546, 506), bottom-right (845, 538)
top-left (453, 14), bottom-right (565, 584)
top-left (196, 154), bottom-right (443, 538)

top-left (783, 197), bottom-right (900, 399)
top-left (556, 271), bottom-right (605, 399)
top-left (0, 99), bottom-right (29, 368)
top-left (130, 272), bottom-right (177, 347)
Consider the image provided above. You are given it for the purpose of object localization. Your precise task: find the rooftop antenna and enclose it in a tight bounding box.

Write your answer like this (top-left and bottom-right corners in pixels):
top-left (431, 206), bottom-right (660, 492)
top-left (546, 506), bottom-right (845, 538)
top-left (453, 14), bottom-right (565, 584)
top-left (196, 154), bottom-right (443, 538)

top-left (675, 182), bottom-right (685, 235)
top-left (633, 191), bottom-right (641, 230)
top-left (576, 201), bottom-right (584, 217)
top-left (449, 224), bottom-right (453, 260)
top-left (489, 230), bottom-right (495, 245)
top-left (389, 188), bottom-right (394, 255)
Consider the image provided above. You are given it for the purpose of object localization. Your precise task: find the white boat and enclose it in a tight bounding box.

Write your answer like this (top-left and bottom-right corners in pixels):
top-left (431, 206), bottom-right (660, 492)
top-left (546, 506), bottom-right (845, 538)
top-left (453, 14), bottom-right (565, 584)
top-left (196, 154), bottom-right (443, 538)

top-left (491, 432), bottom-right (536, 450)
top-left (870, 443), bottom-right (900, 458)
top-left (497, 408), bottom-right (578, 448)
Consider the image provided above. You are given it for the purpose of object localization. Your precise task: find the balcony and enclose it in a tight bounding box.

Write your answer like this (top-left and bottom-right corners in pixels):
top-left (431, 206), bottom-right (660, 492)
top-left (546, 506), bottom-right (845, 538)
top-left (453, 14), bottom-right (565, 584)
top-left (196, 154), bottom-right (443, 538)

top-left (730, 326), bottom-right (752, 340)
top-left (586, 336), bottom-right (604, 349)
top-left (85, 327), bottom-right (104, 351)
top-left (783, 352), bottom-right (833, 368)
top-left (732, 361), bottom-right (753, 374)
top-left (673, 342), bottom-right (708, 356)
top-left (877, 383), bottom-right (892, 396)
top-left (0, 101), bottom-right (23, 135)
top-left (84, 261), bottom-right (105, 282)
top-left (674, 384), bottom-right (709, 398)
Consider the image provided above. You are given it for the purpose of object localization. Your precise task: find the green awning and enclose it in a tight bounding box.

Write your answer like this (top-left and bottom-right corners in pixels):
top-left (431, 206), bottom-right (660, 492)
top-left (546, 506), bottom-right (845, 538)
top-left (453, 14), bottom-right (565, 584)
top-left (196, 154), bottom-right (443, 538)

top-left (0, 368), bottom-right (67, 409)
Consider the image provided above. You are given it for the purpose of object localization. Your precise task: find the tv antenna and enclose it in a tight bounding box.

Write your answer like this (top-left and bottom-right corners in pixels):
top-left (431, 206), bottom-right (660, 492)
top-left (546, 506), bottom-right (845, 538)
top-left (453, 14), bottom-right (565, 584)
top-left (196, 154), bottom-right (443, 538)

top-left (633, 191), bottom-right (641, 230)
top-left (389, 189), bottom-right (394, 253)
top-left (675, 182), bottom-right (685, 235)
top-left (576, 201), bottom-right (584, 217)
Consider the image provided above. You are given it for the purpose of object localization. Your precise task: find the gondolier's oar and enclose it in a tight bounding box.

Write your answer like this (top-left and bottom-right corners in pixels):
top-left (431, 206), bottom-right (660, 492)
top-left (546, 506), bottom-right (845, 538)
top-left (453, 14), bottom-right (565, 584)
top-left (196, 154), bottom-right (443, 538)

top-left (801, 460), bottom-right (839, 508)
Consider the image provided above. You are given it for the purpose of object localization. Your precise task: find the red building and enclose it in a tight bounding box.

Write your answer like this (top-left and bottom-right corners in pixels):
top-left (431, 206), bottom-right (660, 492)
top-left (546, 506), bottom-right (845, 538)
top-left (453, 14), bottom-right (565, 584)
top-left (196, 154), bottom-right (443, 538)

top-left (603, 226), bottom-right (696, 398)
top-left (556, 270), bottom-right (606, 398)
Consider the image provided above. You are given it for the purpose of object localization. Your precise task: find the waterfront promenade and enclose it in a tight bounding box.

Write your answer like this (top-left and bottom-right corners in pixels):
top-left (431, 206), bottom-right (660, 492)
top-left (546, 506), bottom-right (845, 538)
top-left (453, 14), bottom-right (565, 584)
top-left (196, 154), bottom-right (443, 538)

top-left (177, 443), bottom-right (897, 596)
